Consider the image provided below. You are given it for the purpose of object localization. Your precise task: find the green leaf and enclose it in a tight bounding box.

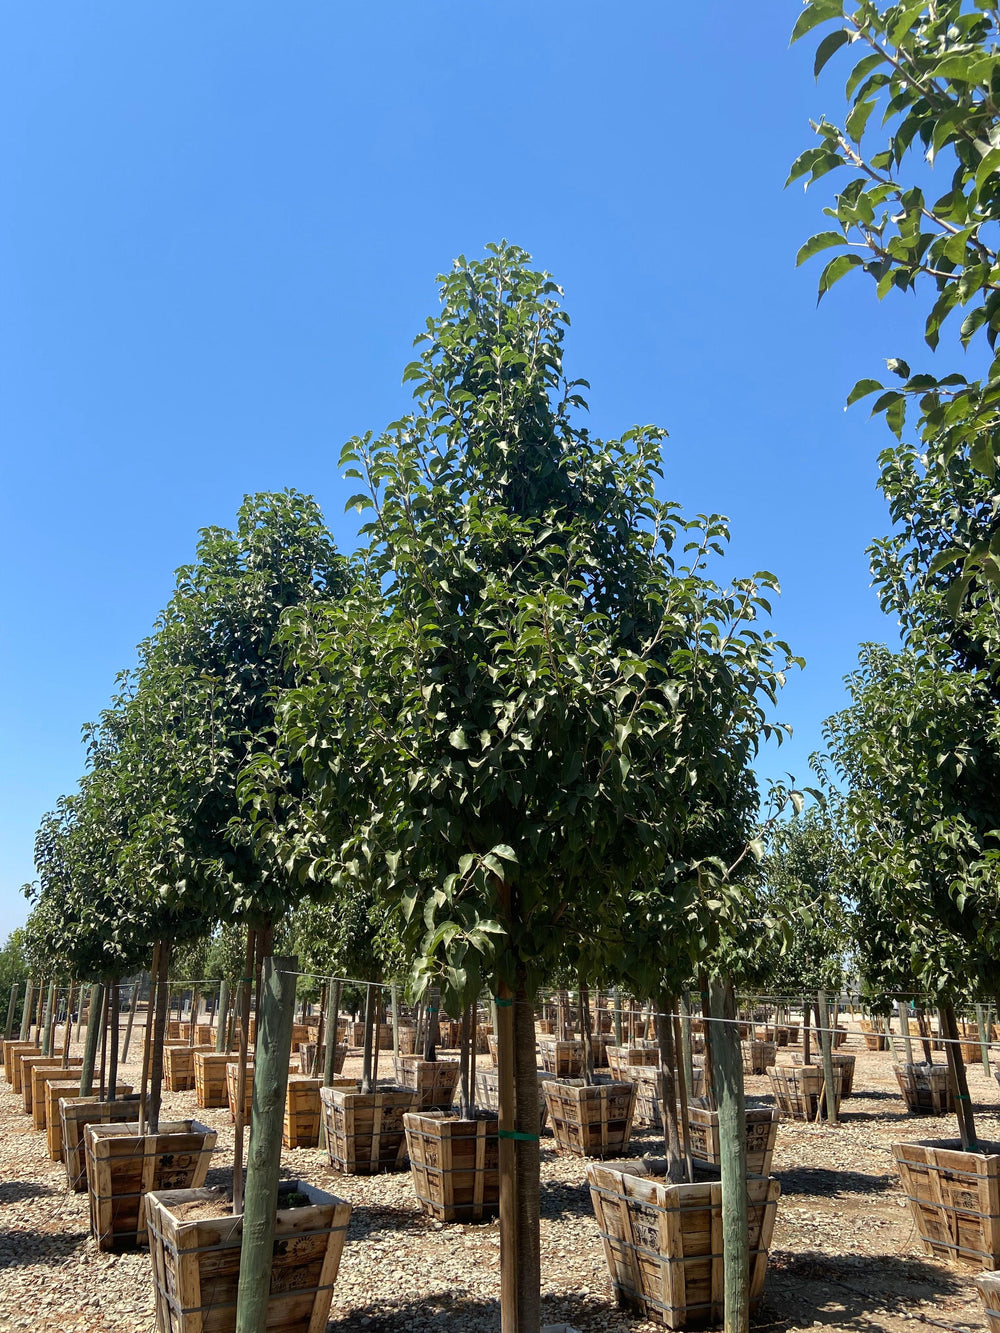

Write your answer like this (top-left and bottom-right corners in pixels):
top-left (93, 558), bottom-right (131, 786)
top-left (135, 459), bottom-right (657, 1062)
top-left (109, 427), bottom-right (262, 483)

top-left (976, 146), bottom-right (1000, 193)
top-left (814, 27), bottom-right (850, 77)
top-left (846, 378), bottom-right (884, 406)
top-left (795, 230), bottom-right (847, 266)
top-left (790, 0), bottom-right (845, 45)
top-left (817, 251), bottom-right (864, 300)
top-left (845, 98), bottom-right (876, 142)
top-left (885, 358), bottom-right (911, 379)
top-left (970, 431), bottom-right (996, 478)
top-left (845, 51), bottom-right (885, 101)
top-left (448, 728), bottom-right (469, 750)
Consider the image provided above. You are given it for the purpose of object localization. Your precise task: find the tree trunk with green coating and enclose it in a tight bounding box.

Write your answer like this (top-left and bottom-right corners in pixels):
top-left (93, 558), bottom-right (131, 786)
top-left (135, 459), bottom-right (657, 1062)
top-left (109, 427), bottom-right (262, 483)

top-left (360, 983), bottom-right (377, 1093)
top-left (216, 980), bottom-right (230, 1053)
top-left (579, 980), bottom-right (595, 1086)
top-left (710, 977), bottom-right (750, 1333)
top-left (40, 981), bottom-right (55, 1057)
top-left (320, 980), bottom-right (342, 1151)
top-left (234, 954), bottom-right (298, 1333)
top-left (79, 982), bottom-right (104, 1098)
top-left (19, 979), bottom-right (33, 1043)
top-left (147, 943), bottom-right (171, 1133)
top-left (5, 983), bottom-right (18, 1041)
top-left (512, 969), bottom-right (542, 1333)
top-left (817, 990), bottom-right (838, 1125)
top-left (977, 1003), bottom-right (990, 1076)
top-left (679, 991), bottom-right (694, 1101)
top-left (655, 989), bottom-right (684, 1181)
top-left (121, 983), bottom-right (140, 1064)
top-left (941, 1002), bottom-right (977, 1150)
top-left (108, 978), bottom-right (121, 1096)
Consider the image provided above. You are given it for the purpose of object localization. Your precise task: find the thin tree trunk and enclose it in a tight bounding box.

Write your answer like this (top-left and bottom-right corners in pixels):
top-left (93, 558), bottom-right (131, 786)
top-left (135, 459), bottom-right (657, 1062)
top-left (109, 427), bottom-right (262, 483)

top-left (138, 949), bottom-right (159, 1134)
top-left (655, 989), bottom-right (683, 1180)
top-left (361, 983), bottom-right (376, 1094)
top-left (74, 985), bottom-right (85, 1043)
top-left (18, 979), bottom-right (33, 1043)
top-left (107, 977), bottom-right (121, 1096)
top-left (33, 980), bottom-right (45, 1043)
top-left (802, 997), bottom-right (812, 1065)
top-left (233, 927), bottom-right (257, 1216)
top-left (216, 980), bottom-right (231, 1054)
top-left (898, 1001), bottom-right (915, 1065)
top-left (710, 977), bottom-right (750, 1333)
top-left (188, 985), bottom-right (200, 1047)
top-left (61, 984), bottom-right (74, 1067)
top-left (942, 1002), bottom-right (978, 1150)
top-left (513, 966), bottom-right (542, 1333)
top-left (98, 983), bottom-right (109, 1100)
top-left (146, 941), bottom-right (171, 1134)
top-left (459, 1002), bottom-right (473, 1118)
top-left (121, 982), bottom-right (139, 1063)
top-left (673, 1011), bottom-right (694, 1182)
top-left (79, 982), bottom-right (104, 1098)
top-left (977, 1003), bottom-right (990, 1077)
top-left (312, 981), bottom-right (328, 1078)
top-left (679, 991), bottom-right (694, 1098)
top-left (320, 979), bottom-right (342, 1152)
top-left (612, 987), bottom-right (622, 1045)
top-left (5, 983), bottom-right (19, 1042)
top-left (818, 990), bottom-right (838, 1125)
top-left (40, 981), bottom-right (55, 1057)
top-left (391, 984), bottom-right (400, 1059)
top-left (579, 980), bottom-right (595, 1086)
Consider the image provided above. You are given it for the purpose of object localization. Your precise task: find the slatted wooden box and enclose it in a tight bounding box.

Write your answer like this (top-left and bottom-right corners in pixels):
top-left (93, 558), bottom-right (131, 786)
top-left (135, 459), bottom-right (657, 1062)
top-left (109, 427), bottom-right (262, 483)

top-left (320, 1085), bottom-right (417, 1174)
top-left (60, 1094), bottom-right (142, 1191)
top-left (632, 1063), bottom-right (705, 1130)
top-left (284, 1077), bottom-right (323, 1149)
top-left (767, 1063), bottom-right (842, 1121)
top-left (30, 1060), bottom-right (83, 1128)
top-left (296, 1042), bottom-right (347, 1076)
top-left (22, 1056), bottom-right (82, 1119)
top-left (894, 1142), bottom-right (1000, 1268)
top-left (146, 1180), bottom-right (352, 1333)
top-left (538, 1039), bottom-right (585, 1079)
top-left (10, 1044), bottom-right (42, 1094)
top-left (757, 1026), bottom-right (789, 1047)
top-left (194, 1052), bottom-right (233, 1109)
top-left (487, 1033), bottom-right (499, 1066)
top-left (742, 1040), bottom-right (776, 1076)
top-left (176, 1023), bottom-right (215, 1044)
top-left (396, 1025), bottom-right (417, 1056)
top-left (3, 1040), bottom-right (38, 1086)
top-left (45, 1081), bottom-right (131, 1161)
top-left (85, 1118), bottom-right (216, 1251)
top-left (225, 1060), bottom-right (254, 1121)
top-left (976, 1270), bottom-right (1000, 1331)
top-left (164, 1044), bottom-right (216, 1093)
top-left (791, 1052), bottom-right (856, 1098)
top-left (349, 1021), bottom-right (391, 1049)
top-left (404, 1110), bottom-right (500, 1222)
top-left (895, 1062), bottom-right (954, 1115)
top-left (543, 1079), bottom-right (636, 1159)
top-left (686, 1101), bottom-right (779, 1177)
top-left (861, 1020), bottom-right (889, 1051)
top-left (587, 1160), bottom-right (780, 1328)
top-left (606, 1045), bottom-right (658, 1079)
top-left (392, 1055), bottom-right (460, 1110)
top-left (474, 1068), bottom-right (549, 1130)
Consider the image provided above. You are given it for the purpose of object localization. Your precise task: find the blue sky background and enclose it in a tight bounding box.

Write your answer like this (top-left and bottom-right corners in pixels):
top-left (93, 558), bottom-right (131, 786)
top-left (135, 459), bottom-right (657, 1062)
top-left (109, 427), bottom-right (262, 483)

top-left (0, 3), bottom-right (947, 939)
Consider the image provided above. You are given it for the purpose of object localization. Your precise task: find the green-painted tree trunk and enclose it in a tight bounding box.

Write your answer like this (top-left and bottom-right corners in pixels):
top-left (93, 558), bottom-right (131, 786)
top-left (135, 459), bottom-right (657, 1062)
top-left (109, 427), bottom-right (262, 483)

top-left (216, 979), bottom-right (231, 1053)
top-left (817, 990), bottom-right (838, 1125)
top-left (710, 977), bottom-right (750, 1333)
top-left (5, 983), bottom-right (18, 1041)
top-left (19, 979), bottom-right (33, 1042)
top-left (234, 953), bottom-right (297, 1333)
top-left (79, 982), bottom-right (104, 1097)
top-left (40, 981), bottom-right (56, 1057)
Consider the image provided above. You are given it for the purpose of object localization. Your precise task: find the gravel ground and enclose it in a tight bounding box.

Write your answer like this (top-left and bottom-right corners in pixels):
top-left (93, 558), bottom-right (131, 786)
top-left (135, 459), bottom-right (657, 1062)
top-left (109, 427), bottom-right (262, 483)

top-left (0, 1023), bottom-right (997, 1332)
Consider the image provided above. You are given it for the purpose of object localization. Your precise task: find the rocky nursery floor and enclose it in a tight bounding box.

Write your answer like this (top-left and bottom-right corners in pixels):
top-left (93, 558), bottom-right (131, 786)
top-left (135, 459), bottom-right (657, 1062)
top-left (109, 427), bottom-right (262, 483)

top-left (0, 1025), bottom-right (996, 1333)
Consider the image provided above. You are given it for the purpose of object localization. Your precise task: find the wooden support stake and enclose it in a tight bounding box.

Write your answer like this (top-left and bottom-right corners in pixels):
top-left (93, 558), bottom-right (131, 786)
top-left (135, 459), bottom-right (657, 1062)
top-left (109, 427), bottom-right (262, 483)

top-left (147, 941), bottom-right (171, 1133)
top-left (234, 953), bottom-right (297, 1333)
top-left (710, 977), bottom-right (750, 1333)
top-left (216, 979), bottom-right (231, 1054)
top-left (79, 982), bottom-right (103, 1098)
top-left (138, 946), bottom-right (160, 1133)
top-left (818, 990), bottom-right (838, 1125)
top-left (98, 984), bottom-right (110, 1099)
top-left (497, 970), bottom-right (517, 1332)
top-left (5, 983), bottom-right (18, 1042)
top-left (107, 977), bottom-right (121, 1096)
top-left (233, 926), bottom-right (257, 1216)
top-left (121, 982), bottom-right (139, 1064)
top-left (312, 980), bottom-right (328, 1077)
top-left (62, 982), bottom-right (74, 1068)
top-left (977, 1003), bottom-right (990, 1077)
top-left (40, 981), bottom-right (55, 1057)
top-left (19, 979), bottom-right (33, 1043)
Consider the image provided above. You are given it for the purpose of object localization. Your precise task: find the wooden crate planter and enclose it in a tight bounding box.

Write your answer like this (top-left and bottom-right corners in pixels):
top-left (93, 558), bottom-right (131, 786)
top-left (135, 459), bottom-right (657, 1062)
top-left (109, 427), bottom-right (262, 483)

top-left (225, 1061), bottom-right (254, 1121)
top-left (543, 1079), bottom-right (636, 1158)
top-left (895, 1062), bottom-right (954, 1115)
top-left (194, 1051), bottom-right (234, 1109)
top-left (146, 1179), bottom-right (351, 1333)
top-left (790, 1052), bottom-right (856, 1099)
top-left (742, 1040), bottom-right (776, 1077)
top-left (487, 1032), bottom-right (499, 1066)
top-left (3, 1040), bottom-right (38, 1086)
top-left (22, 1056), bottom-right (82, 1117)
top-left (176, 1022), bottom-right (214, 1044)
top-left (894, 1142), bottom-right (1000, 1268)
top-left (30, 1059), bottom-right (83, 1128)
top-left (320, 1085), bottom-right (417, 1174)
top-left (474, 1068), bottom-right (549, 1130)
top-left (403, 1110), bottom-right (500, 1222)
top-left (861, 1020), bottom-right (889, 1051)
top-left (45, 1082), bottom-right (131, 1162)
top-left (758, 1026), bottom-right (789, 1047)
top-left (607, 1045), bottom-right (659, 1078)
top-left (396, 1025), bottom-right (417, 1056)
top-left (786, 1024), bottom-right (800, 1045)
top-left (537, 1019), bottom-right (555, 1035)
top-left (164, 1044), bottom-right (216, 1093)
top-left (296, 1042), bottom-right (347, 1076)
top-left (833, 1026), bottom-right (848, 1048)
top-left (392, 1055), bottom-right (460, 1110)
top-left (349, 1020), bottom-right (391, 1049)
top-left (284, 1077), bottom-right (323, 1149)
top-left (591, 1034), bottom-right (611, 1068)
top-left (538, 1039), bottom-right (585, 1079)
top-left (766, 1064), bottom-right (842, 1122)
top-left (10, 1044), bottom-right (42, 1094)
top-left (631, 1064), bottom-right (706, 1130)
top-left (61, 1095), bottom-right (142, 1191)
top-left (86, 1118), bottom-right (216, 1251)
top-left (686, 1101), bottom-right (779, 1177)
top-left (586, 1160), bottom-right (780, 1328)
top-left (976, 1271), bottom-right (1000, 1331)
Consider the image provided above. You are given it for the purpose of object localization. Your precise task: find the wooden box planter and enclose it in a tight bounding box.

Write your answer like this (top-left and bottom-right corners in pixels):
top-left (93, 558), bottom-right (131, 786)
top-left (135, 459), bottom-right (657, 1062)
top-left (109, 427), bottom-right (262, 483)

top-left (487, 1033), bottom-right (499, 1066)
top-left (164, 1044), bottom-right (216, 1093)
top-left (4, 1040), bottom-right (38, 1086)
top-left (85, 1118), bottom-right (216, 1251)
top-left (22, 1056), bottom-right (82, 1118)
top-left (10, 1044), bottom-right (42, 1095)
top-left (146, 1179), bottom-right (352, 1333)
top-left (895, 1062), bottom-right (954, 1115)
top-left (349, 1020), bottom-right (391, 1049)
top-left (586, 1160), bottom-right (781, 1329)
top-left (976, 1271), bottom-right (1000, 1331)
top-left (320, 1084), bottom-right (417, 1174)
top-left (225, 1061), bottom-right (254, 1121)
top-left (176, 1023), bottom-right (214, 1044)
top-left (894, 1142), bottom-right (1000, 1268)
top-left (403, 1110), bottom-right (500, 1222)
top-left (786, 1024), bottom-right (800, 1045)
top-left (60, 1095), bottom-right (142, 1191)
top-left (607, 1045), bottom-right (659, 1079)
top-left (30, 1060), bottom-right (83, 1128)
top-left (392, 1055), bottom-right (460, 1111)
top-left (194, 1051), bottom-right (234, 1109)
top-left (537, 1019), bottom-right (555, 1035)
top-left (396, 1025), bottom-right (417, 1056)
top-left (474, 1068), bottom-right (550, 1130)
top-left (543, 1079), bottom-right (636, 1159)
top-left (833, 1026), bottom-right (848, 1048)
top-left (758, 1026), bottom-right (789, 1047)
top-left (284, 1077), bottom-right (323, 1149)
top-left (591, 1034), bottom-right (611, 1068)
top-left (296, 1042), bottom-right (347, 1076)
top-left (45, 1082), bottom-right (131, 1162)
top-left (766, 1064), bottom-right (842, 1122)
top-left (790, 1052), bottom-right (856, 1099)
top-left (861, 1020), bottom-right (889, 1051)
top-left (742, 1040), bottom-right (776, 1077)
top-left (686, 1101), bottom-right (780, 1178)
top-left (538, 1039), bottom-right (585, 1079)
top-left (630, 1064), bottom-right (705, 1132)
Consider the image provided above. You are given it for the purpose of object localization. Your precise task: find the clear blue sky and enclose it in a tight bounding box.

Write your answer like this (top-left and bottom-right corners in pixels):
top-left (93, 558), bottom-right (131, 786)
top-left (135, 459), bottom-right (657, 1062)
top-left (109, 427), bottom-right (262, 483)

top-left (1, 3), bottom-right (937, 939)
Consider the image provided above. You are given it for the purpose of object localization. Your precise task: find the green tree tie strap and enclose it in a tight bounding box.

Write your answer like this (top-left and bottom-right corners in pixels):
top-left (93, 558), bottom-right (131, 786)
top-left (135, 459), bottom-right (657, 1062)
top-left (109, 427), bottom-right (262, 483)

top-left (498, 1128), bottom-right (539, 1142)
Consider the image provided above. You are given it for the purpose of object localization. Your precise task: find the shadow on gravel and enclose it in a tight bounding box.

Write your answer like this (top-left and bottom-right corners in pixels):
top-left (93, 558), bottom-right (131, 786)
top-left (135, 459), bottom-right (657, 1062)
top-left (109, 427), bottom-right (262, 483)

top-left (775, 1166), bottom-right (895, 1197)
top-left (0, 1180), bottom-right (56, 1205)
top-left (540, 1176), bottom-right (591, 1220)
top-left (0, 1222), bottom-right (88, 1268)
top-left (763, 1250), bottom-right (964, 1331)
top-left (325, 1291), bottom-right (617, 1333)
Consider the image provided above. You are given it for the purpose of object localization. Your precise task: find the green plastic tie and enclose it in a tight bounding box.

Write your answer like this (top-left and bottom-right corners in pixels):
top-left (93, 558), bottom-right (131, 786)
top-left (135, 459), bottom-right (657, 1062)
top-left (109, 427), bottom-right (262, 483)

top-left (498, 1128), bottom-right (539, 1142)
top-left (493, 997), bottom-right (514, 1007)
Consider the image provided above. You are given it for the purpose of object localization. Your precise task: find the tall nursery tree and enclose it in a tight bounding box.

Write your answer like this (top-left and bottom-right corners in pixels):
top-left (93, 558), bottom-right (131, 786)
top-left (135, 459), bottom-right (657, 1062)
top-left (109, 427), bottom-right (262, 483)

top-left (269, 242), bottom-right (798, 1333)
